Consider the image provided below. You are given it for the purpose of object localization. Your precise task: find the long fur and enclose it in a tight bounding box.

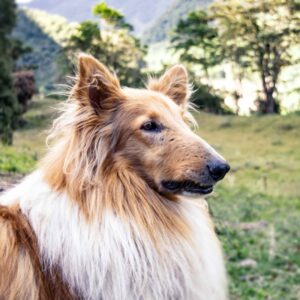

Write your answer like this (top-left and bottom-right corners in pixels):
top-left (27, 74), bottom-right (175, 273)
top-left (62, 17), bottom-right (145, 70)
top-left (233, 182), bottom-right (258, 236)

top-left (0, 54), bottom-right (228, 300)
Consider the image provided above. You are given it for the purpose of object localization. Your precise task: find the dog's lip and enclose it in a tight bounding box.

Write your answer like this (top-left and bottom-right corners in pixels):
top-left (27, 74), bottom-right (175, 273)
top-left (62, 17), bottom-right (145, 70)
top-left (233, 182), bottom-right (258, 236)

top-left (161, 180), bottom-right (214, 195)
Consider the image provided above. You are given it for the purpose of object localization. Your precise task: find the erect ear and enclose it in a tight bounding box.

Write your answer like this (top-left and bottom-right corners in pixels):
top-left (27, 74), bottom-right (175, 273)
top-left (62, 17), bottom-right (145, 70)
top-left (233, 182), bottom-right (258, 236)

top-left (148, 65), bottom-right (190, 108)
top-left (76, 54), bottom-right (123, 113)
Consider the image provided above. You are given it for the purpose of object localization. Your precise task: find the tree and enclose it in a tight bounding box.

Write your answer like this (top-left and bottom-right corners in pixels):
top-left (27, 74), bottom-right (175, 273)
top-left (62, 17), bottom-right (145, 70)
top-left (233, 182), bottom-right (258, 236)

top-left (191, 81), bottom-right (232, 114)
top-left (0, 0), bottom-right (20, 144)
top-left (211, 0), bottom-right (300, 114)
top-left (171, 10), bottom-right (224, 83)
top-left (67, 2), bottom-right (146, 86)
top-left (93, 2), bottom-right (133, 31)
top-left (11, 38), bottom-right (32, 70)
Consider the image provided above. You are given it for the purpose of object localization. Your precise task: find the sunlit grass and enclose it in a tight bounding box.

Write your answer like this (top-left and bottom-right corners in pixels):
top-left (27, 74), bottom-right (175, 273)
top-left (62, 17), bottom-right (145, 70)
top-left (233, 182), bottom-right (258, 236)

top-left (0, 97), bottom-right (58, 173)
top-left (194, 112), bottom-right (300, 299)
top-left (194, 112), bottom-right (300, 198)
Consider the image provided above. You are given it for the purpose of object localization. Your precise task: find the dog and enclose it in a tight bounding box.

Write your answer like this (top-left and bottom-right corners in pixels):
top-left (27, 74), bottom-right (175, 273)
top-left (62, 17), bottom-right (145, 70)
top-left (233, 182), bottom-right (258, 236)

top-left (0, 54), bottom-right (230, 300)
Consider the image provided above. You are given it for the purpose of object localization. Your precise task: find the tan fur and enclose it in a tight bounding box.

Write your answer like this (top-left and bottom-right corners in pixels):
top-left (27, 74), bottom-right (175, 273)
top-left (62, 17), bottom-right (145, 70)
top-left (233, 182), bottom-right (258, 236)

top-left (43, 138), bottom-right (190, 245)
top-left (42, 55), bottom-right (202, 243)
top-left (148, 64), bottom-right (191, 108)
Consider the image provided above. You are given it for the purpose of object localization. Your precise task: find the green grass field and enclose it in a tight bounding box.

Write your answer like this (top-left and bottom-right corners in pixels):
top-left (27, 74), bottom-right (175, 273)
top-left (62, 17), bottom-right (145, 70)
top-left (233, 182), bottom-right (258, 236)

top-left (197, 114), bottom-right (300, 299)
top-left (0, 97), bottom-right (299, 299)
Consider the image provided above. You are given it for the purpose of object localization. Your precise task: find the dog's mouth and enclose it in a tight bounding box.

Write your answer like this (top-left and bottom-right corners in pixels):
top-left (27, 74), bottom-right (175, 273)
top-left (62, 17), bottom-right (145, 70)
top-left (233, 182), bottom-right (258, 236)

top-left (161, 180), bottom-right (213, 195)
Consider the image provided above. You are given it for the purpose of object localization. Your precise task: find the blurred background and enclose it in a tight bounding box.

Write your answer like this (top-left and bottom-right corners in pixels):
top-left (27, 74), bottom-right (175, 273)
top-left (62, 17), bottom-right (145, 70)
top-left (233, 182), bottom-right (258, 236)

top-left (0, 0), bottom-right (299, 298)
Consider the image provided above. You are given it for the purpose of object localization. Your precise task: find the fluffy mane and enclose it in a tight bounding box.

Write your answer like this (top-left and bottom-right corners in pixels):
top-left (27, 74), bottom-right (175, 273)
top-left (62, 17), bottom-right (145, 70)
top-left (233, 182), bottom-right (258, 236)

top-left (41, 64), bottom-right (190, 245)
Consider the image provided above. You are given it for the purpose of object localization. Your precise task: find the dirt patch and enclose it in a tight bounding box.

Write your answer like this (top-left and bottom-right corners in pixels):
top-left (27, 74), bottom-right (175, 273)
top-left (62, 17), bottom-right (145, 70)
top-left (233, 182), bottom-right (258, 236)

top-left (0, 173), bottom-right (23, 194)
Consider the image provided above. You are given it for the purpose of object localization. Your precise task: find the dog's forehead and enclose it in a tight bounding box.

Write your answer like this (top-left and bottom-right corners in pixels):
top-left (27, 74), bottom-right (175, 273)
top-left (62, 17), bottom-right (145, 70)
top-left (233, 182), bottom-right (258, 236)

top-left (123, 88), bottom-right (180, 115)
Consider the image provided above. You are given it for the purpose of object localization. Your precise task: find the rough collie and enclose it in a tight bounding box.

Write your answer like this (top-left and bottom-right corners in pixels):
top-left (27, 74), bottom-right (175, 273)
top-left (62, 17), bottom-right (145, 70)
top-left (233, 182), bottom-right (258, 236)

top-left (0, 54), bottom-right (230, 300)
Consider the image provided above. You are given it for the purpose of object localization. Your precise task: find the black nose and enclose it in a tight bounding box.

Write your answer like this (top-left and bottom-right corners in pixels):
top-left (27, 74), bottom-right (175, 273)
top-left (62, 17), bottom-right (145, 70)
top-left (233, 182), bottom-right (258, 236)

top-left (207, 161), bottom-right (230, 181)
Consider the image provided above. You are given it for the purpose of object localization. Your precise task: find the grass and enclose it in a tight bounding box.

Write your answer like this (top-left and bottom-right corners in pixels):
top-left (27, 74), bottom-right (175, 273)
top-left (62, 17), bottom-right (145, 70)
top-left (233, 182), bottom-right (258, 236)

top-left (194, 113), bottom-right (300, 299)
top-left (1, 97), bottom-right (300, 299)
top-left (0, 97), bottom-right (58, 173)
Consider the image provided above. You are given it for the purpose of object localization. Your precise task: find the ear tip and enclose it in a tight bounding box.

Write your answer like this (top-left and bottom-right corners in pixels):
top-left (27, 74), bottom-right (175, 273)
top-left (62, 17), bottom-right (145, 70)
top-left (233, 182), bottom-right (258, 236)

top-left (78, 52), bottom-right (90, 59)
top-left (78, 53), bottom-right (93, 76)
top-left (175, 64), bottom-right (188, 72)
top-left (78, 53), bottom-right (110, 80)
top-left (78, 53), bottom-right (97, 68)
top-left (170, 64), bottom-right (188, 78)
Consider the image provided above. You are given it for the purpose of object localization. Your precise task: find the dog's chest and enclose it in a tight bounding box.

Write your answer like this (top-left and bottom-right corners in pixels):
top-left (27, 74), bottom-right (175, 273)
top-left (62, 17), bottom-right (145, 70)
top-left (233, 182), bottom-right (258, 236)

top-left (32, 203), bottom-right (226, 300)
top-left (2, 172), bottom-right (227, 300)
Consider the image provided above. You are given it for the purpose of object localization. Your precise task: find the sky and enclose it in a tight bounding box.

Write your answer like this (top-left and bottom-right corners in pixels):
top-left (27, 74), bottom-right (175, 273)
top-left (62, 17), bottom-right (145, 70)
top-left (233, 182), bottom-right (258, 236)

top-left (16, 0), bottom-right (33, 3)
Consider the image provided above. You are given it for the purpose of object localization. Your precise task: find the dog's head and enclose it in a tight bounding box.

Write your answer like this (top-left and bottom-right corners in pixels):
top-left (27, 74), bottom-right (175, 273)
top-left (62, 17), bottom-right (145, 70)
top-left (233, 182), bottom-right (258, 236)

top-left (74, 54), bottom-right (229, 196)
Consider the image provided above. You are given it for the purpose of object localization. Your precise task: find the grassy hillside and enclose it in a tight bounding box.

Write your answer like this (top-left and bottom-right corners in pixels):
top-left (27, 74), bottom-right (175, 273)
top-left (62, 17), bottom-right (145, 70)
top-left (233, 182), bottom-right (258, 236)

top-left (19, 0), bottom-right (171, 35)
top-left (19, 0), bottom-right (212, 41)
top-left (0, 97), bottom-right (58, 173)
top-left (198, 112), bottom-right (300, 299)
top-left (13, 9), bottom-right (77, 90)
top-left (0, 97), bottom-right (299, 299)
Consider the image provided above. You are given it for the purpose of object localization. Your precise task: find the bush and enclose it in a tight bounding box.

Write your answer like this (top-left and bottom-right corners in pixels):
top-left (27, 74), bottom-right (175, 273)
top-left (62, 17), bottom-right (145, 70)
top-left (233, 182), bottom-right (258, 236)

top-left (191, 82), bottom-right (232, 115)
top-left (13, 70), bottom-right (36, 112)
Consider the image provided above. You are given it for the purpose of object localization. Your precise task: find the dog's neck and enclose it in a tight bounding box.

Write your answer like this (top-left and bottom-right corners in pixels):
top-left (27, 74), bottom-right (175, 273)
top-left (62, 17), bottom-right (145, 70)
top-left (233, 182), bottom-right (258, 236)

top-left (10, 169), bottom-right (226, 299)
top-left (41, 141), bottom-right (190, 244)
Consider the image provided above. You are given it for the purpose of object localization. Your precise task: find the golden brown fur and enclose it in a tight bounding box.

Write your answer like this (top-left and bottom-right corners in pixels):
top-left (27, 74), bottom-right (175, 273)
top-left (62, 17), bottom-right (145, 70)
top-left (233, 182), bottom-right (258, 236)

top-left (0, 205), bottom-right (74, 300)
top-left (42, 55), bottom-right (202, 242)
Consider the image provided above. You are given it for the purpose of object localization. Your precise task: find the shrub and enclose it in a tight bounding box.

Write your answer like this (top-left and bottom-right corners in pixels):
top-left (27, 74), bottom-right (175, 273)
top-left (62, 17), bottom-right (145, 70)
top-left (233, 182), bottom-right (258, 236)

top-left (191, 82), bottom-right (232, 115)
top-left (13, 70), bottom-right (36, 112)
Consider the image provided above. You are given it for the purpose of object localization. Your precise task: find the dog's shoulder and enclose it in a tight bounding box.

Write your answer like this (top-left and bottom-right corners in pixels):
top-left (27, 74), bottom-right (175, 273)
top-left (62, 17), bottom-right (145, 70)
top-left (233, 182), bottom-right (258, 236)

top-left (0, 204), bottom-right (76, 300)
top-left (0, 204), bottom-right (41, 300)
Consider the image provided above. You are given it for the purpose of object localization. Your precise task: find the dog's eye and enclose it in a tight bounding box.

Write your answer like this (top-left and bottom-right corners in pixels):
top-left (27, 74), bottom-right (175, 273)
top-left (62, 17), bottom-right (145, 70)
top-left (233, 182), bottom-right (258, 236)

top-left (141, 121), bottom-right (161, 132)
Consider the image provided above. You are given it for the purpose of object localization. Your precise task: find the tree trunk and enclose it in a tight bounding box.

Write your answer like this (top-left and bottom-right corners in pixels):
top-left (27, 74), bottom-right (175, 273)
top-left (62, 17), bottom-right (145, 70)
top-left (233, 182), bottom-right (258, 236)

top-left (260, 68), bottom-right (277, 114)
top-left (265, 90), bottom-right (276, 114)
top-left (204, 67), bottom-right (210, 87)
top-left (257, 46), bottom-right (279, 114)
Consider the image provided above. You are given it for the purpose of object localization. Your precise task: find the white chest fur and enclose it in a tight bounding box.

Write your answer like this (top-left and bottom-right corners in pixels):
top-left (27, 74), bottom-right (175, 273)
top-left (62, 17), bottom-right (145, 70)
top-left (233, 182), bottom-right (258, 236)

top-left (0, 171), bottom-right (227, 300)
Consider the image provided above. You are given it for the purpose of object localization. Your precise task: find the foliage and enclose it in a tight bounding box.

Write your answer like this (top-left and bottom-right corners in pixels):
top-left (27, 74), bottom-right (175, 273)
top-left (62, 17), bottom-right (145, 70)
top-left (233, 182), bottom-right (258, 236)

top-left (0, 97), bottom-right (58, 173)
top-left (171, 10), bottom-right (231, 114)
top-left (93, 2), bottom-right (133, 31)
top-left (13, 71), bottom-right (36, 112)
top-left (0, 0), bottom-right (20, 145)
top-left (13, 5), bottom-right (147, 90)
top-left (171, 10), bottom-right (223, 81)
top-left (10, 38), bottom-right (32, 65)
top-left (20, 0), bottom-right (171, 35)
top-left (191, 81), bottom-right (231, 115)
top-left (211, 0), bottom-right (300, 114)
top-left (68, 3), bottom-right (147, 87)
top-left (69, 21), bottom-right (100, 53)
top-left (13, 9), bottom-right (77, 91)
top-left (144, 0), bottom-right (212, 43)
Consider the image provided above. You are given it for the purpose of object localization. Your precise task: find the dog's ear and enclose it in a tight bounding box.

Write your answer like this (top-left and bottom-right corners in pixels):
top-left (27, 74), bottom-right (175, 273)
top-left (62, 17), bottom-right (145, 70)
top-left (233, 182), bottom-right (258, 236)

top-left (76, 54), bottom-right (123, 113)
top-left (148, 65), bottom-right (190, 108)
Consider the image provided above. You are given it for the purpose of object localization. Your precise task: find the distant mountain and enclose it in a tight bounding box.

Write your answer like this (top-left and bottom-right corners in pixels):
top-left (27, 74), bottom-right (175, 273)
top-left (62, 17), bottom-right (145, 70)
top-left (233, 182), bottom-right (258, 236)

top-left (17, 0), bottom-right (172, 35)
top-left (13, 1), bottom-right (215, 90)
top-left (143, 0), bottom-right (213, 43)
top-left (17, 0), bottom-right (214, 41)
top-left (13, 9), bottom-right (77, 90)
